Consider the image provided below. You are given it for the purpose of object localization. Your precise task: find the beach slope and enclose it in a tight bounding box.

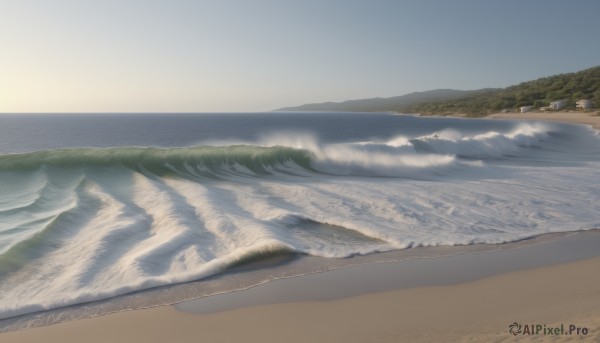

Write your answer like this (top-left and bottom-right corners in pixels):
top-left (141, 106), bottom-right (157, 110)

top-left (2, 256), bottom-right (599, 343)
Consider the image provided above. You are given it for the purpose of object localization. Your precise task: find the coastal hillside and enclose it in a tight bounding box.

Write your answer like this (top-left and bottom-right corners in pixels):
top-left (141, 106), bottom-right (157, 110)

top-left (278, 66), bottom-right (600, 117)
top-left (275, 89), bottom-right (493, 112)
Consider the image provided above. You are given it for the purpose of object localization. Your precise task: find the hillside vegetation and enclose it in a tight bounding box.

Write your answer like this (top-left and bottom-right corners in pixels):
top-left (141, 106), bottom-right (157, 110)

top-left (409, 66), bottom-right (600, 117)
top-left (278, 66), bottom-right (600, 117)
top-left (276, 89), bottom-right (488, 112)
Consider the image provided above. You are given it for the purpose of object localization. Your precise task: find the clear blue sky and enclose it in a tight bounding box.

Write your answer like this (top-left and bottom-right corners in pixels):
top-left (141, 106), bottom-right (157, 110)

top-left (1, 0), bottom-right (599, 112)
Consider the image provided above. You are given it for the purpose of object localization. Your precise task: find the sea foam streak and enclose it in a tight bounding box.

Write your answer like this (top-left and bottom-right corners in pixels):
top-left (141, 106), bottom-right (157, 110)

top-left (0, 122), bottom-right (600, 320)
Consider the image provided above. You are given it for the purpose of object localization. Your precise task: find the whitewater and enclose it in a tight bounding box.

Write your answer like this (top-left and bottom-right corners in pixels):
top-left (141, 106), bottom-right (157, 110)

top-left (0, 112), bottom-right (599, 321)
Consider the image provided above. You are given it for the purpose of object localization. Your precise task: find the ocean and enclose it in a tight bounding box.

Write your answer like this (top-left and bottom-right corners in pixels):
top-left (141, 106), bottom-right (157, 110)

top-left (1, 112), bottom-right (599, 325)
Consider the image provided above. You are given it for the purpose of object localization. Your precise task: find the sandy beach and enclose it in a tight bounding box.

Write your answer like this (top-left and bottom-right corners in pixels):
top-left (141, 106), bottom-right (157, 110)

top-left (2, 230), bottom-right (600, 343)
top-left (487, 110), bottom-right (600, 130)
top-left (1, 255), bottom-right (598, 342)
top-left (1, 111), bottom-right (599, 343)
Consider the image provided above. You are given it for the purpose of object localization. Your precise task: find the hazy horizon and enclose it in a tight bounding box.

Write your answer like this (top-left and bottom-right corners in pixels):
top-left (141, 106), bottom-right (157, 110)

top-left (1, 0), bottom-right (599, 113)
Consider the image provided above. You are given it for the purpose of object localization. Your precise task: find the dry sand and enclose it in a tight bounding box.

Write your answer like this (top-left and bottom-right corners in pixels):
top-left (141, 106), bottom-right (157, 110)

top-left (1, 256), bottom-right (599, 343)
top-left (487, 110), bottom-right (600, 130)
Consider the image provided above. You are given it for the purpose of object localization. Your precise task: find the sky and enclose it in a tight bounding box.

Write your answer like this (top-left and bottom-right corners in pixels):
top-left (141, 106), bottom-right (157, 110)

top-left (1, 0), bottom-right (599, 113)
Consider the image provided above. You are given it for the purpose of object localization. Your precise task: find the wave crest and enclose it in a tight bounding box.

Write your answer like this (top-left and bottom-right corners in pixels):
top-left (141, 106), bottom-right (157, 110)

top-left (0, 146), bottom-right (315, 178)
top-left (409, 122), bottom-right (551, 158)
top-left (0, 123), bottom-right (562, 180)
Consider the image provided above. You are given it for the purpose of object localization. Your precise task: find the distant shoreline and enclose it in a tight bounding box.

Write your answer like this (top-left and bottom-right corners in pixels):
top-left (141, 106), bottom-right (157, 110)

top-left (414, 110), bottom-right (600, 131)
top-left (484, 110), bottom-right (600, 130)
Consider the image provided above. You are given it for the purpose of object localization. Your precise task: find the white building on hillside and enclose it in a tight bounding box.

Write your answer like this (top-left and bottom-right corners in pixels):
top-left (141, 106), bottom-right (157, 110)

top-left (550, 99), bottom-right (566, 110)
top-left (520, 106), bottom-right (533, 113)
top-left (576, 99), bottom-right (593, 109)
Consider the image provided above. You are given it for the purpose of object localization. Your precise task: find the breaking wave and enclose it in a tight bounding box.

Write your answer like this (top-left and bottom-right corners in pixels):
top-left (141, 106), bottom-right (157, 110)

top-left (1, 121), bottom-right (600, 321)
top-left (0, 122), bottom-right (561, 179)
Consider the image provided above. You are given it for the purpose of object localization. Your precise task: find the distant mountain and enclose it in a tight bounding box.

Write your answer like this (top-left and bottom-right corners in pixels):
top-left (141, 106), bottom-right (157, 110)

top-left (275, 89), bottom-right (492, 112)
top-left (277, 66), bottom-right (600, 117)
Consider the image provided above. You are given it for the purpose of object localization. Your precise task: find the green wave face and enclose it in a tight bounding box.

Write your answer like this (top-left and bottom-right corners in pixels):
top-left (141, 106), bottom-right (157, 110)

top-left (0, 145), bottom-right (316, 178)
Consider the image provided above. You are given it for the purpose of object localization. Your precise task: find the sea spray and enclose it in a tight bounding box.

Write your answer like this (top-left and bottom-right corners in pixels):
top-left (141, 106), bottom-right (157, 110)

top-left (0, 114), bottom-right (599, 321)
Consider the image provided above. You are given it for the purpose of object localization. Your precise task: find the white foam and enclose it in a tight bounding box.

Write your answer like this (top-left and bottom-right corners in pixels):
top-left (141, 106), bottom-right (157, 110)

top-left (411, 122), bottom-right (551, 158)
top-left (1, 122), bottom-right (600, 320)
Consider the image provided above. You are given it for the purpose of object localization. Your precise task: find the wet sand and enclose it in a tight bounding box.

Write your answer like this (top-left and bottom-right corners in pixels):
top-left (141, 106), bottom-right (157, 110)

top-left (2, 231), bottom-right (599, 342)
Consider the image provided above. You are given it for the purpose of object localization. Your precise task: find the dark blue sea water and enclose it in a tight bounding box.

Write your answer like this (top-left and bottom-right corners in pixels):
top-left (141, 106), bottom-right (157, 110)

top-left (0, 112), bottom-right (599, 321)
top-left (0, 112), bottom-right (515, 152)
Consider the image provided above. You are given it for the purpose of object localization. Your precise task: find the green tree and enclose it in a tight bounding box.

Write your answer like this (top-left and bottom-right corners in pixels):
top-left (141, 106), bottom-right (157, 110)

top-left (533, 99), bottom-right (546, 108)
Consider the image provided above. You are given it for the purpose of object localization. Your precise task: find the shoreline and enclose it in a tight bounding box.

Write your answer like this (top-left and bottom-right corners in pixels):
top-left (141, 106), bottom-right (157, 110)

top-left (2, 229), bottom-right (600, 342)
top-left (486, 110), bottom-right (600, 130)
top-left (4, 261), bottom-right (600, 343)
top-left (0, 229), bottom-right (583, 332)
top-left (175, 229), bottom-right (600, 314)
top-left (399, 109), bottom-right (600, 130)
top-left (0, 229), bottom-right (595, 332)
